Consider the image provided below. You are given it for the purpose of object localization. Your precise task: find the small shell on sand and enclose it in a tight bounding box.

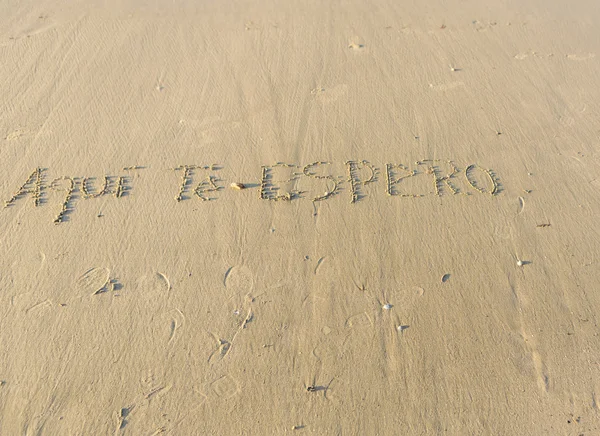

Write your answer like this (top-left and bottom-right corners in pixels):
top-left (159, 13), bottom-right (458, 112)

top-left (230, 182), bottom-right (246, 190)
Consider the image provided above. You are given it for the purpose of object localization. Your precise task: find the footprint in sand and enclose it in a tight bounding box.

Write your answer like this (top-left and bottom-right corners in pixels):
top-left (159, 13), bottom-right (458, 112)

top-left (23, 299), bottom-right (53, 314)
top-left (392, 286), bottom-right (425, 310)
top-left (224, 265), bottom-right (254, 294)
top-left (74, 267), bottom-right (112, 296)
top-left (133, 272), bottom-right (173, 327)
top-left (210, 375), bottom-right (240, 399)
top-left (223, 265), bottom-right (255, 318)
top-left (345, 312), bottom-right (373, 328)
top-left (312, 330), bottom-right (342, 357)
top-left (494, 225), bottom-right (514, 240)
top-left (136, 271), bottom-right (171, 294)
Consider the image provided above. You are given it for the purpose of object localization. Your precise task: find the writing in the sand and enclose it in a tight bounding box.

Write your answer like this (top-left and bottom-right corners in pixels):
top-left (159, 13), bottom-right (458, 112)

top-left (3, 160), bottom-right (499, 224)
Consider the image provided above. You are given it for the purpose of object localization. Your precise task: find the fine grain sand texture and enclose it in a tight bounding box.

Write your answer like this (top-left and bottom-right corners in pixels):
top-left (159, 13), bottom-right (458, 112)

top-left (1, 0), bottom-right (600, 434)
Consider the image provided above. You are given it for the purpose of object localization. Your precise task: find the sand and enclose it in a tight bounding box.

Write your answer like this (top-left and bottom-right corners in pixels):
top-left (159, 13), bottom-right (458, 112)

top-left (1, 0), bottom-right (600, 434)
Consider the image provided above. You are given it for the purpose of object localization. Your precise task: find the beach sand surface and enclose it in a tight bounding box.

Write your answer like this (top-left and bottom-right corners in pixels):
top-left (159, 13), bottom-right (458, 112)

top-left (1, 0), bottom-right (600, 434)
